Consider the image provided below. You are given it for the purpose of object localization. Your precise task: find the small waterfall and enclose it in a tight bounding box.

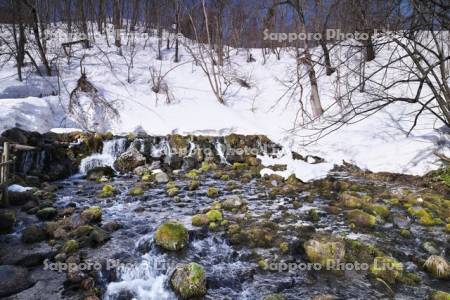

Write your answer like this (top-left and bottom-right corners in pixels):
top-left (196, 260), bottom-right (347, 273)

top-left (79, 138), bottom-right (127, 174)
top-left (214, 140), bottom-right (230, 165)
top-left (151, 138), bottom-right (171, 158)
top-left (104, 252), bottom-right (174, 300)
top-left (187, 141), bottom-right (196, 156)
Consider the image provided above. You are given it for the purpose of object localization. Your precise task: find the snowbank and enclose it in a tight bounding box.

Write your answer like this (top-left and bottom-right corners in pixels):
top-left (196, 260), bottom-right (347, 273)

top-left (0, 26), bottom-right (448, 180)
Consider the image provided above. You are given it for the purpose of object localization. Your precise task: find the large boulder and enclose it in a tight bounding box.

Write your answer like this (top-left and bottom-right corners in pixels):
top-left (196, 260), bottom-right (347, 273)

top-left (86, 166), bottom-right (115, 181)
top-left (21, 224), bottom-right (47, 244)
top-left (36, 207), bottom-right (57, 221)
top-left (154, 170), bottom-right (169, 183)
top-left (170, 262), bottom-right (207, 299)
top-left (304, 235), bottom-right (345, 268)
top-left (113, 147), bottom-right (146, 173)
top-left (154, 221), bottom-right (189, 251)
top-left (0, 265), bottom-right (33, 297)
top-left (0, 209), bottom-right (16, 233)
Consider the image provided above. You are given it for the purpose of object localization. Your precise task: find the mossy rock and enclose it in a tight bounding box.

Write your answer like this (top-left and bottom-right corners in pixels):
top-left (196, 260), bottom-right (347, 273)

top-left (424, 255), bottom-right (449, 279)
top-left (220, 174), bottom-right (230, 181)
top-left (430, 291), bottom-right (450, 300)
top-left (309, 209), bottom-right (319, 222)
top-left (98, 184), bottom-right (116, 198)
top-left (234, 221), bottom-right (279, 248)
top-left (370, 256), bottom-right (403, 284)
top-left (346, 209), bottom-right (376, 228)
top-left (0, 210), bottom-right (16, 233)
top-left (245, 156), bottom-right (260, 167)
top-left (81, 206), bottom-right (102, 223)
top-left (366, 204), bottom-right (390, 218)
top-left (63, 239), bottom-right (79, 254)
top-left (129, 187), bottom-right (144, 196)
top-left (207, 187), bottom-right (219, 198)
top-left (263, 294), bottom-right (287, 300)
top-left (206, 210), bottom-right (222, 222)
top-left (36, 207), bottom-right (57, 221)
top-left (188, 180), bottom-right (200, 191)
top-left (279, 242), bottom-right (289, 254)
top-left (86, 166), bottom-right (114, 181)
top-left (339, 191), bottom-right (371, 208)
top-left (208, 222), bottom-right (218, 230)
top-left (142, 173), bottom-right (154, 182)
top-left (185, 170), bottom-right (200, 179)
top-left (155, 221), bottom-right (189, 251)
top-left (304, 235), bottom-right (345, 267)
top-left (167, 187), bottom-right (180, 197)
top-left (221, 195), bottom-right (245, 210)
top-left (258, 259), bottom-right (268, 269)
top-left (232, 162), bottom-right (248, 170)
top-left (344, 239), bottom-right (384, 264)
top-left (71, 225), bottom-right (94, 238)
top-left (170, 262), bottom-right (206, 299)
top-left (200, 161), bottom-right (216, 172)
top-left (192, 214), bottom-right (209, 227)
top-left (21, 224), bottom-right (47, 244)
top-left (408, 208), bottom-right (442, 226)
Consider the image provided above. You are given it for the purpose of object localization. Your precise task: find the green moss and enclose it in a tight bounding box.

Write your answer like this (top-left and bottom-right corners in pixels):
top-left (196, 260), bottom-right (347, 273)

top-left (258, 259), bottom-right (268, 269)
top-left (81, 206), bottom-right (102, 223)
top-left (370, 256), bottom-right (403, 284)
top-left (438, 168), bottom-right (450, 187)
top-left (220, 174), bottom-right (230, 181)
top-left (36, 207), bottom-right (57, 220)
top-left (192, 214), bottom-right (209, 226)
top-left (345, 239), bottom-right (384, 264)
top-left (279, 242), bottom-right (289, 254)
top-left (142, 173), bottom-right (154, 182)
top-left (63, 239), bottom-right (79, 254)
top-left (171, 262), bottom-right (206, 298)
top-left (208, 222), bottom-right (218, 230)
top-left (207, 187), bottom-right (219, 198)
top-left (263, 294), bottom-right (287, 300)
top-left (154, 221), bottom-right (189, 251)
top-left (430, 291), bottom-right (450, 300)
top-left (129, 187), bottom-right (144, 196)
top-left (98, 184), bottom-right (116, 198)
top-left (346, 209), bottom-right (376, 228)
top-left (72, 225), bottom-right (94, 237)
top-left (206, 209), bottom-right (222, 222)
top-left (446, 224), bottom-right (450, 233)
top-left (400, 229), bottom-right (411, 238)
top-left (309, 209), bottom-right (319, 222)
top-left (220, 220), bottom-right (228, 226)
top-left (188, 180), bottom-right (200, 191)
top-left (366, 204), bottom-right (390, 218)
top-left (185, 170), bottom-right (200, 179)
top-left (408, 208), bottom-right (442, 226)
top-left (227, 224), bottom-right (240, 235)
top-left (304, 236), bottom-right (346, 267)
top-left (200, 161), bottom-right (215, 172)
top-left (167, 187), bottom-right (179, 197)
top-left (232, 162), bottom-right (248, 170)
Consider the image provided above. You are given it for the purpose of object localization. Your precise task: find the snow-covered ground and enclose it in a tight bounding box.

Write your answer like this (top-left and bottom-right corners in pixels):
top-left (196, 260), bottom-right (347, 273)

top-left (0, 25), bottom-right (448, 180)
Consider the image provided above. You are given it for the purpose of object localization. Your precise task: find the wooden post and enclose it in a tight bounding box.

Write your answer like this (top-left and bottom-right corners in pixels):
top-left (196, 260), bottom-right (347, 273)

top-left (1, 142), bottom-right (9, 206)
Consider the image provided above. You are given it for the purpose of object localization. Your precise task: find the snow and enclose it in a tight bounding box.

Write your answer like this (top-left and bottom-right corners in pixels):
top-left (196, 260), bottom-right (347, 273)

top-left (8, 184), bottom-right (33, 192)
top-left (50, 128), bottom-right (83, 134)
top-left (0, 25), bottom-right (448, 180)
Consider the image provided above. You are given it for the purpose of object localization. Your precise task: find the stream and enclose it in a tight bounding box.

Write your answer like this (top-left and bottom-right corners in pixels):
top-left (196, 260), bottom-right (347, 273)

top-left (1, 134), bottom-right (449, 300)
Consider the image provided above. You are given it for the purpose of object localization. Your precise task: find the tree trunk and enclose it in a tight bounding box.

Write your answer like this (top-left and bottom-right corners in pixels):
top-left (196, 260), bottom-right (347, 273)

top-left (319, 39), bottom-right (335, 76)
top-left (113, 0), bottom-right (122, 52)
top-left (174, 0), bottom-right (180, 63)
top-left (22, 0), bottom-right (51, 76)
top-left (304, 48), bottom-right (324, 118)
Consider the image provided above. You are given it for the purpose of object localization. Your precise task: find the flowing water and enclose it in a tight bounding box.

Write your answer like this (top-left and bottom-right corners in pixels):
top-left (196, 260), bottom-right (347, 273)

top-left (52, 167), bottom-right (449, 300)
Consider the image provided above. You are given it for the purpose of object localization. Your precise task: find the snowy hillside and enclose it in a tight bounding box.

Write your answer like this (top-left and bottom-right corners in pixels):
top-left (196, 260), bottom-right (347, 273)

top-left (0, 25), bottom-right (448, 179)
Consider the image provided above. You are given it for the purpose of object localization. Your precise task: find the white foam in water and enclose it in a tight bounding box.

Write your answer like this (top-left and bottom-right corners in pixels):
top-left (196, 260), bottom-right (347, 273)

top-left (214, 140), bottom-right (229, 165)
top-left (79, 138), bottom-right (127, 174)
top-left (104, 253), bottom-right (174, 300)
